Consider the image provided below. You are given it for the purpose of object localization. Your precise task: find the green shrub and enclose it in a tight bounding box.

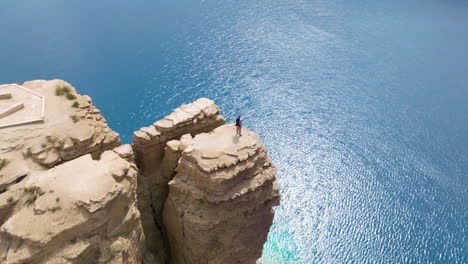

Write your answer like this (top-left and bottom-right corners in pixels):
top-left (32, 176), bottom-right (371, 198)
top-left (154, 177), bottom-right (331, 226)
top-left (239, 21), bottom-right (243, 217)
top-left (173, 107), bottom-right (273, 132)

top-left (41, 143), bottom-right (47, 148)
top-left (72, 101), bottom-right (80, 108)
top-left (16, 82), bottom-right (23, 85)
top-left (24, 186), bottom-right (41, 194)
top-left (25, 194), bottom-right (38, 205)
top-left (66, 93), bottom-right (76, 100)
top-left (7, 197), bottom-right (14, 203)
top-left (70, 115), bottom-right (79, 123)
top-left (23, 186), bottom-right (44, 205)
top-left (56, 197), bottom-right (60, 202)
top-left (55, 86), bottom-right (72, 96)
top-left (0, 158), bottom-right (9, 170)
top-left (55, 86), bottom-right (64, 96)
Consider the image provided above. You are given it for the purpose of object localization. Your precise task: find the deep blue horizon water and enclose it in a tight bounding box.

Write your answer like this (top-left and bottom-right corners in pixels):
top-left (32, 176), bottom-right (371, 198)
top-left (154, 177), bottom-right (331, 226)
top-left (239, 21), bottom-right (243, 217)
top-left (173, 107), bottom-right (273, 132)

top-left (1, 0), bottom-right (467, 263)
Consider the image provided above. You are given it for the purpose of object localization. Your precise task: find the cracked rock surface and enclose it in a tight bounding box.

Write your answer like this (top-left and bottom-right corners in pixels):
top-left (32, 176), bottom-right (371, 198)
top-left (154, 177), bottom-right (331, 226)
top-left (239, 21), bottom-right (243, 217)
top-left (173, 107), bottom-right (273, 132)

top-left (0, 80), bottom-right (145, 264)
top-left (163, 124), bottom-right (280, 264)
top-left (0, 146), bottom-right (146, 264)
top-left (133, 98), bottom-right (226, 262)
top-left (0, 80), bottom-right (120, 193)
top-left (0, 80), bottom-right (280, 264)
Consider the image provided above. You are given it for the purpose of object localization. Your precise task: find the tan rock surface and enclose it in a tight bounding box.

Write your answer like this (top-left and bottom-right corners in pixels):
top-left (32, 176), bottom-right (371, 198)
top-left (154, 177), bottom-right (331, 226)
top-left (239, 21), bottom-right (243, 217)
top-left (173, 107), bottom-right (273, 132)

top-left (163, 124), bottom-right (280, 264)
top-left (133, 98), bottom-right (225, 262)
top-left (0, 80), bottom-right (120, 192)
top-left (0, 80), bottom-right (147, 264)
top-left (0, 146), bottom-right (145, 264)
top-left (0, 83), bottom-right (280, 264)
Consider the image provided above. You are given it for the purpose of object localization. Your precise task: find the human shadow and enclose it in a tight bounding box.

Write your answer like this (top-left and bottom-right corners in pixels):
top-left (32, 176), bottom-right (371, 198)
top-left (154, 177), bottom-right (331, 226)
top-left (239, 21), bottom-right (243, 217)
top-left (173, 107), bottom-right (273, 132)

top-left (232, 135), bottom-right (240, 144)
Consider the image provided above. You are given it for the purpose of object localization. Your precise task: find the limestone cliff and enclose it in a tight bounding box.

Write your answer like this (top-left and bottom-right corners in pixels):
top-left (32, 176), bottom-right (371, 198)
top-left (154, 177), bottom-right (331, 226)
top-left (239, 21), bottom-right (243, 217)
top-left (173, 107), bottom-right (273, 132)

top-left (0, 80), bottom-right (280, 264)
top-left (0, 146), bottom-right (145, 264)
top-left (0, 80), bottom-right (145, 264)
top-left (0, 80), bottom-right (120, 193)
top-left (133, 99), bottom-right (280, 264)
top-left (132, 98), bottom-right (226, 262)
top-left (163, 125), bottom-right (280, 264)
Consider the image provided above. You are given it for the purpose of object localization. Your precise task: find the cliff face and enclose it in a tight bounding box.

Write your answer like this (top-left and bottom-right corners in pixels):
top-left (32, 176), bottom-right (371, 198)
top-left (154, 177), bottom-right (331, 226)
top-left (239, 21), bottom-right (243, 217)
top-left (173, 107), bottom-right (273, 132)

top-left (132, 98), bottom-right (226, 262)
top-left (0, 146), bottom-right (145, 264)
top-left (0, 80), bottom-right (280, 264)
top-left (0, 80), bottom-right (145, 264)
top-left (163, 125), bottom-right (280, 264)
top-left (133, 99), bottom-right (280, 264)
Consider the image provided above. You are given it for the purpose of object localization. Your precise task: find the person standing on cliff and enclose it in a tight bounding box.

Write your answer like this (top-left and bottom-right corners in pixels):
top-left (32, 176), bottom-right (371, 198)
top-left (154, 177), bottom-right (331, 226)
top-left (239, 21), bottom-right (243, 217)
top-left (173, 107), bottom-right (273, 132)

top-left (235, 115), bottom-right (242, 136)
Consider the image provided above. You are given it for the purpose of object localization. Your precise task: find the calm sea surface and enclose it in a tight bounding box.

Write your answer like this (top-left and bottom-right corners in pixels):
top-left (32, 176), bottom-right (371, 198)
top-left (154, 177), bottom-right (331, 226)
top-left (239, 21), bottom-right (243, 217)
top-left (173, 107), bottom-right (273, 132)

top-left (1, 0), bottom-right (467, 263)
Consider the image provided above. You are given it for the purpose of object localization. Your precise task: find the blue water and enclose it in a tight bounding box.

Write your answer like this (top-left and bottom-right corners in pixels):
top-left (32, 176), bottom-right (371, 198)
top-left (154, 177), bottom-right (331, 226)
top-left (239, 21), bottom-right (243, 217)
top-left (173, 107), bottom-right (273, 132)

top-left (1, 0), bottom-right (467, 263)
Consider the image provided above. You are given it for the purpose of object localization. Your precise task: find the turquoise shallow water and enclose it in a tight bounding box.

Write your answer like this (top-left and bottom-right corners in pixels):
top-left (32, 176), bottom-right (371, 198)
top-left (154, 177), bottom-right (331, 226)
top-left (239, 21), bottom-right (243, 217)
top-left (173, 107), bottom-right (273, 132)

top-left (1, 0), bottom-right (467, 263)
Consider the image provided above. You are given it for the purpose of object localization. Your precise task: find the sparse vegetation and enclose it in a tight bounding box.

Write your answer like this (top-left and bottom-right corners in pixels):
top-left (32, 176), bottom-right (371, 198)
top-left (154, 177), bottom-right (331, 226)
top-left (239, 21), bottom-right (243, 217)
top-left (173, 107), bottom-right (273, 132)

top-left (70, 114), bottom-right (79, 123)
top-left (41, 143), bottom-right (47, 149)
top-left (25, 194), bottom-right (38, 205)
top-left (62, 87), bottom-right (70, 93)
top-left (0, 158), bottom-right (9, 170)
top-left (49, 206), bottom-right (62, 213)
top-left (24, 186), bottom-right (41, 194)
top-left (66, 93), bottom-right (76, 100)
top-left (55, 85), bottom-right (74, 98)
top-left (7, 197), bottom-right (14, 203)
top-left (23, 186), bottom-right (44, 205)
top-left (55, 86), bottom-right (65, 96)
top-left (16, 82), bottom-right (23, 85)
top-left (56, 197), bottom-right (60, 202)
top-left (56, 85), bottom-right (79, 105)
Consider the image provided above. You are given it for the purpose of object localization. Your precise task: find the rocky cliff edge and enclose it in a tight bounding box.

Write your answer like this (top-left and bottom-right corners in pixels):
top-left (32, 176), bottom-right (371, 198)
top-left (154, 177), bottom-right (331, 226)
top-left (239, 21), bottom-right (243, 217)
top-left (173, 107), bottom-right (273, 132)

top-left (0, 80), bottom-right (280, 264)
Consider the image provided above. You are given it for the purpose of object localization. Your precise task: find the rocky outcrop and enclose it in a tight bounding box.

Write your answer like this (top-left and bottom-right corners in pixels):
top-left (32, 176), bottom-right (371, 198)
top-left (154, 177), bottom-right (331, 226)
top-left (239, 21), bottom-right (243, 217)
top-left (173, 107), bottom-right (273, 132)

top-left (21, 80), bottom-right (121, 167)
top-left (133, 98), bottom-right (226, 173)
top-left (0, 79), bottom-right (280, 264)
top-left (163, 125), bottom-right (280, 264)
top-left (0, 80), bottom-right (145, 264)
top-left (0, 80), bottom-right (120, 193)
top-left (132, 98), bottom-right (225, 262)
top-left (0, 145), bottom-right (145, 264)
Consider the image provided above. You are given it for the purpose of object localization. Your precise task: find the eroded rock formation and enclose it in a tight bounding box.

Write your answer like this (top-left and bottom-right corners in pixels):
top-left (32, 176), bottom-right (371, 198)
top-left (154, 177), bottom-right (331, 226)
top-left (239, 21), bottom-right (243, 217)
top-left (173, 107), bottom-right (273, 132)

top-left (0, 80), bottom-right (143, 264)
top-left (163, 125), bottom-right (280, 264)
top-left (0, 80), bottom-right (120, 193)
top-left (0, 80), bottom-right (280, 264)
top-left (133, 98), bottom-right (225, 262)
top-left (0, 146), bottom-right (145, 264)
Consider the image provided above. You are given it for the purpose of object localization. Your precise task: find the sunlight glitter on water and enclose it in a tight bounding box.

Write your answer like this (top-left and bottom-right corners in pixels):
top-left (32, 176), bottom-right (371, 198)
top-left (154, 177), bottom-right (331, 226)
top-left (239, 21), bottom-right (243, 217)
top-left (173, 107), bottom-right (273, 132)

top-left (0, 0), bottom-right (467, 263)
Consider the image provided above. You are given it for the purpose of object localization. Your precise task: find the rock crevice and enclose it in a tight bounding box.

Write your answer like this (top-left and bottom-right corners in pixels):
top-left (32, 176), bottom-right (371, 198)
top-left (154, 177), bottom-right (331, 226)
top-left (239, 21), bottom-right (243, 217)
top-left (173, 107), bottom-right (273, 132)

top-left (163, 125), bottom-right (280, 264)
top-left (133, 98), bottom-right (226, 262)
top-left (0, 80), bottom-right (280, 264)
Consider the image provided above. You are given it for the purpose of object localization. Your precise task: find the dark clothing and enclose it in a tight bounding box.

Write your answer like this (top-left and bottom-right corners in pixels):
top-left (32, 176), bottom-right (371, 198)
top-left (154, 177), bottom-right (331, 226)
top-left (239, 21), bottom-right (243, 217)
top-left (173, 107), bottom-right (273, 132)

top-left (235, 117), bottom-right (242, 127)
